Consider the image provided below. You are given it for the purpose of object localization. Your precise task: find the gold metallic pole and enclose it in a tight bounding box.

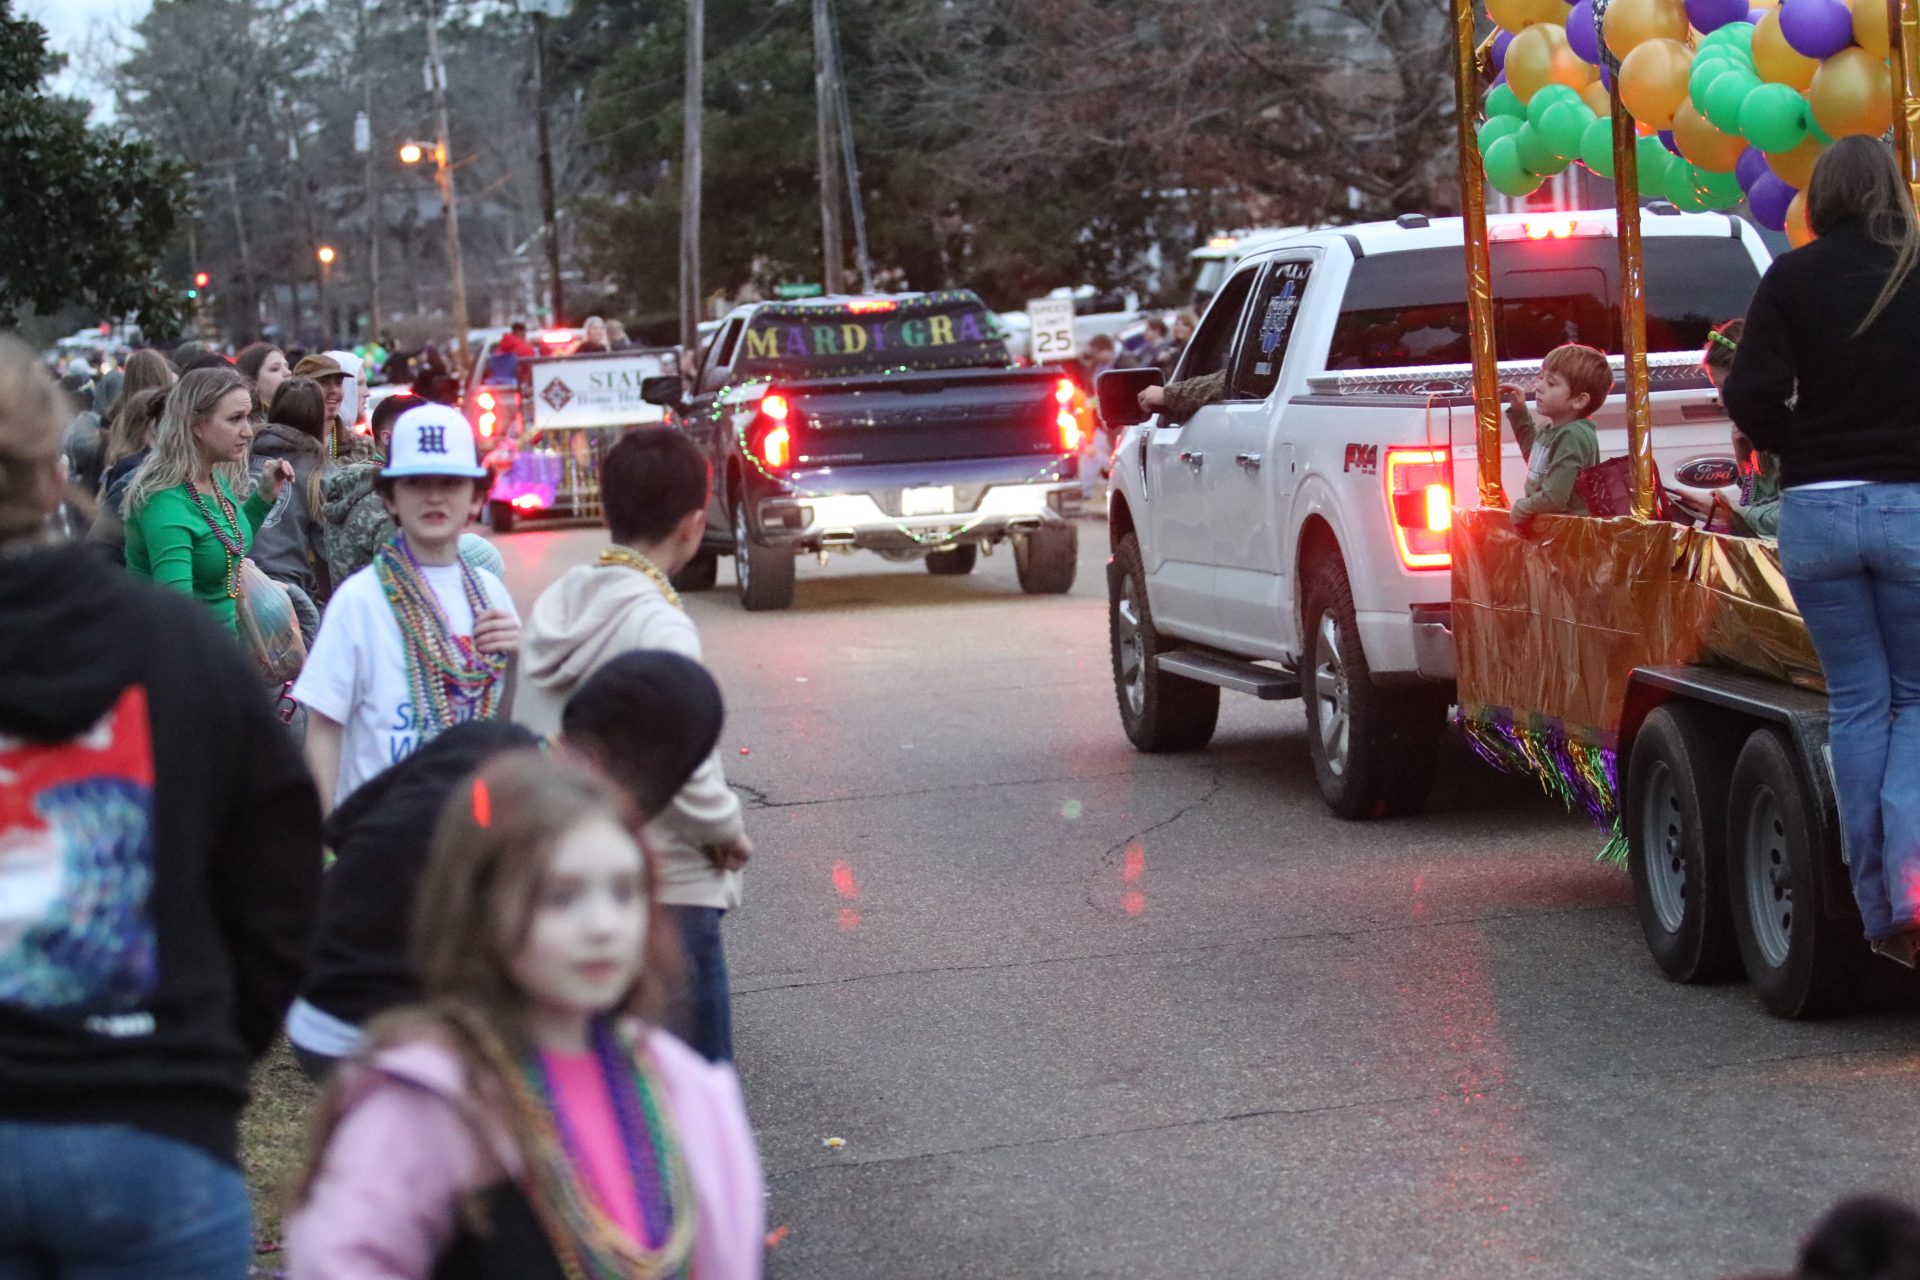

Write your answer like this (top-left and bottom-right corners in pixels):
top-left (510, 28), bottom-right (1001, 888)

top-left (1453, 0), bottom-right (1504, 507)
top-left (1889, 0), bottom-right (1920, 198)
top-left (1608, 76), bottom-right (1655, 520)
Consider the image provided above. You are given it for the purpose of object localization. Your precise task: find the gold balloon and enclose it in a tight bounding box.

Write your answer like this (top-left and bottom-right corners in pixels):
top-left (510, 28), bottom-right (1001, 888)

top-left (1752, 9), bottom-right (1818, 90)
top-left (1489, 0), bottom-right (1567, 31)
top-left (1507, 21), bottom-right (1598, 102)
top-left (1765, 134), bottom-right (1825, 186)
top-left (1852, 0), bottom-right (1890, 56)
top-left (1809, 46), bottom-right (1893, 138)
top-left (1672, 100), bottom-right (1749, 171)
top-left (1619, 38), bottom-right (1695, 128)
top-left (1581, 80), bottom-right (1614, 115)
top-left (1605, 0), bottom-right (1690, 58)
top-left (1786, 191), bottom-right (1813, 247)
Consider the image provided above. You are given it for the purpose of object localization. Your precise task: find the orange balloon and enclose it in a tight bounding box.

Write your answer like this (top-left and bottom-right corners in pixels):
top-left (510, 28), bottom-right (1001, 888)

top-left (1581, 80), bottom-right (1613, 115)
top-left (1810, 46), bottom-right (1893, 139)
top-left (1605, 0), bottom-right (1690, 57)
top-left (1619, 39), bottom-right (1695, 129)
top-left (1489, 0), bottom-right (1567, 30)
top-left (1671, 100), bottom-right (1748, 171)
top-left (1853, 0), bottom-right (1889, 56)
top-left (1786, 190), bottom-right (1813, 247)
top-left (1752, 9), bottom-right (1818, 91)
top-left (1765, 134), bottom-right (1824, 186)
top-left (1507, 22), bottom-right (1598, 102)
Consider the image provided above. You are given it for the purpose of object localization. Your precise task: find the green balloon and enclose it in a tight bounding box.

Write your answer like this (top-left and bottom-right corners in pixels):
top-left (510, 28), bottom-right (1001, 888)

top-left (1696, 167), bottom-right (1745, 208)
top-left (1702, 70), bottom-right (1760, 134)
top-left (1808, 114), bottom-right (1836, 145)
top-left (1580, 115), bottom-right (1617, 177)
top-left (1637, 133), bottom-right (1673, 191)
top-left (1484, 135), bottom-right (1544, 197)
top-left (1480, 115), bottom-right (1527, 150)
top-left (1526, 83), bottom-right (1583, 132)
top-left (1665, 161), bottom-right (1714, 210)
top-left (1701, 19), bottom-right (1755, 50)
top-left (1690, 50), bottom-right (1744, 105)
top-left (1513, 123), bottom-right (1572, 176)
top-left (1538, 100), bottom-right (1596, 160)
top-left (1739, 81), bottom-right (1809, 153)
top-left (1487, 83), bottom-right (1525, 120)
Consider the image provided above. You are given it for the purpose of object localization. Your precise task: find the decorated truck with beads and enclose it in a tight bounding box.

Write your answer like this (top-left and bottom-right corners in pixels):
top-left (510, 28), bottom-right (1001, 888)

top-left (639, 290), bottom-right (1088, 611)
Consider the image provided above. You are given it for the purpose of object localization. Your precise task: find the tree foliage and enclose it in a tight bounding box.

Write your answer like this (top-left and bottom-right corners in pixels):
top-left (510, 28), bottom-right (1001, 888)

top-left (0, 1), bottom-right (190, 338)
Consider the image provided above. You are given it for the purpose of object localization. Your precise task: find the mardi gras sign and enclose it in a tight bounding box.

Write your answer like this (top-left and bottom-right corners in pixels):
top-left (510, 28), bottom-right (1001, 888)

top-left (1478, 0), bottom-right (1893, 242)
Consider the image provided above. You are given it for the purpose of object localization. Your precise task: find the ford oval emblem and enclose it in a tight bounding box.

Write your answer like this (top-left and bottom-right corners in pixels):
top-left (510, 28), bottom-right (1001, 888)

top-left (1676, 457), bottom-right (1739, 488)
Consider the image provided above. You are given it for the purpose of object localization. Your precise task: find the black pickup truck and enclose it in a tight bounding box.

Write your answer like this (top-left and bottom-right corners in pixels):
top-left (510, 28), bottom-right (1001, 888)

top-left (642, 290), bottom-right (1085, 610)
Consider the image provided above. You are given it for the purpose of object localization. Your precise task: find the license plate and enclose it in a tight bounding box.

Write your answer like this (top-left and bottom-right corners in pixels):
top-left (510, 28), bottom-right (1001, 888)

top-left (901, 485), bottom-right (955, 516)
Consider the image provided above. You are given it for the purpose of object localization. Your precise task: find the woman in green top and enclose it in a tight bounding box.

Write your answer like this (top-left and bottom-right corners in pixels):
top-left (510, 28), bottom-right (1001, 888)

top-left (124, 366), bottom-right (293, 631)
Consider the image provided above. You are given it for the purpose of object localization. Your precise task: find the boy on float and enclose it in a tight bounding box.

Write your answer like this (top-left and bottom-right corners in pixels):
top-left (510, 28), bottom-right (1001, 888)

top-left (1499, 342), bottom-right (1610, 529)
top-left (294, 403), bottom-right (521, 813)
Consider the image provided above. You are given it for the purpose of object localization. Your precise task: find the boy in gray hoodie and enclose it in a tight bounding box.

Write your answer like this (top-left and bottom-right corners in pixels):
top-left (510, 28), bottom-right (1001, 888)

top-left (518, 427), bottom-right (752, 1062)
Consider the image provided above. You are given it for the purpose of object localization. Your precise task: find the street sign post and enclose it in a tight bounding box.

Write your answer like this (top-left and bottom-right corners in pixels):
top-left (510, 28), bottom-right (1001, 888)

top-left (776, 282), bottom-right (825, 299)
top-left (1026, 297), bottom-right (1077, 362)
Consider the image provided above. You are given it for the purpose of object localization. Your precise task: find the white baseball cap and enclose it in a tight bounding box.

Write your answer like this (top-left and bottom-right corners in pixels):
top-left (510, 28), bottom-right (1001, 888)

top-left (382, 404), bottom-right (487, 479)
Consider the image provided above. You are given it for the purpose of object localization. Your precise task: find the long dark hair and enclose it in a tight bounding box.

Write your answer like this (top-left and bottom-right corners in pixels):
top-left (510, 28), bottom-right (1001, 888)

top-left (1805, 136), bottom-right (1920, 337)
top-left (268, 376), bottom-right (327, 443)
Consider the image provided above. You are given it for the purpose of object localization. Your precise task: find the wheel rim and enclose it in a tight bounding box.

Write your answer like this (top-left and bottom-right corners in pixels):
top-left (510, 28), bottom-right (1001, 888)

top-left (1639, 760), bottom-right (1689, 934)
top-left (1313, 611), bottom-right (1351, 778)
top-left (1742, 784), bottom-right (1793, 968)
top-left (734, 501), bottom-right (751, 593)
top-left (1114, 573), bottom-right (1146, 718)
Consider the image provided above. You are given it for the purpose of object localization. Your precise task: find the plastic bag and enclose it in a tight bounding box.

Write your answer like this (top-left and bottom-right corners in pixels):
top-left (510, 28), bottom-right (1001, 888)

top-left (236, 559), bottom-right (307, 684)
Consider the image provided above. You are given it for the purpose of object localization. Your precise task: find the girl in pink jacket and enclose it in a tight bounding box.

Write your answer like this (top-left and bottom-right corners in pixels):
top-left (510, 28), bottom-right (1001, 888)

top-left (286, 751), bottom-right (764, 1280)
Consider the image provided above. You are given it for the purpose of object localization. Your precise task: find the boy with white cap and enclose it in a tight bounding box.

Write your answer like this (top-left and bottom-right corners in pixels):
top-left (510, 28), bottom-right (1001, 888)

top-left (293, 404), bottom-right (520, 812)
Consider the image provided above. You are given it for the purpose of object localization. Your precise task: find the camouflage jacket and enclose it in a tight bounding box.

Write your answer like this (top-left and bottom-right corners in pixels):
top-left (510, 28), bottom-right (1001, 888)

top-left (320, 460), bottom-right (396, 586)
top-left (1160, 370), bottom-right (1229, 425)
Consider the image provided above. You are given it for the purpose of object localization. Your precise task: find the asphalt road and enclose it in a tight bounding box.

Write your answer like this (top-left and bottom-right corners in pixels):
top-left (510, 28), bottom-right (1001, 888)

top-left (492, 517), bottom-right (1920, 1280)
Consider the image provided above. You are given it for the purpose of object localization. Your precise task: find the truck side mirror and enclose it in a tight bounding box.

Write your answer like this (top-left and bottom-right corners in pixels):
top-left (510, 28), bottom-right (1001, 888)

top-left (641, 375), bottom-right (685, 407)
top-left (1097, 367), bottom-right (1164, 428)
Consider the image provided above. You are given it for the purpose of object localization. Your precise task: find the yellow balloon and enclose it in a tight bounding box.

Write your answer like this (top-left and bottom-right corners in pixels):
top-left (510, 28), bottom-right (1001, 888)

top-left (1605, 0), bottom-right (1690, 58)
top-left (1752, 9), bottom-right (1818, 91)
top-left (1853, 0), bottom-right (1888, 55)
top-left (1672, 100), bottom-right (1748, 171)
top-left (1581, 79), bottom-right (1614, 116)
top-left (1810, 46), bottom-right (1893, 138)
top-left (1786, 191), bottom-right (1813, 247)
top-left (1489, 0), bottom-right (1566, 30)
top-left (1507, 22), bottom-right (1598, 102)
top-left (1619, 38), bottom-right (1694, 129)
top-left (1765, 134), bottom-right (1825, 187)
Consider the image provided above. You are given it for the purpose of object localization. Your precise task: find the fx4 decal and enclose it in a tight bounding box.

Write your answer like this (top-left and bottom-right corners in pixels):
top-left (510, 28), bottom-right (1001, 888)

top-left (1343, 443), bottom-right (1379, 475)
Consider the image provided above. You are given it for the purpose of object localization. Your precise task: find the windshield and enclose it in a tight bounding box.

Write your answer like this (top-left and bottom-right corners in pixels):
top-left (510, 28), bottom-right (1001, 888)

top-left (1325, 234), bottom-right (1763, 370)
top-left (736, 291), bottom-right (1010, 379)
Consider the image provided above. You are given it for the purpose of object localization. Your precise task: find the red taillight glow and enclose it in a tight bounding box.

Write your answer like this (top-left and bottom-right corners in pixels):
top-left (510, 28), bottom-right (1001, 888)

top-left (540, 330), bottom-right (573, 344)
top-left (761, 393), bottom-right (790, 421)
top-left (1526, 218), bottom-right (1574, 240)
top-left (846, 299), bottom-right (897, 314)
top-left (1055, 377), bottom-right (1075, 404)
top-left (477, 410), bottom-right (498, 438)
top-left (1385, 447), bottom-right (1452, 570)
top-left (756, 391), bottom-right (795, 468)
top-left (761, 424), bottom-right (791, 468)
top-left (1058, 410), bottom-right (1081, 453)
top-left (476, 390), bottom-right (496, 410)
top-left (511, 493), bottom-right (546, 511)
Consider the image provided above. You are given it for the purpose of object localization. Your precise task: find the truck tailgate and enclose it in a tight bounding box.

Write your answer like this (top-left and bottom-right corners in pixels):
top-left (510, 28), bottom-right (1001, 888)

top-left (785, 367), bottom-right (1065, 468)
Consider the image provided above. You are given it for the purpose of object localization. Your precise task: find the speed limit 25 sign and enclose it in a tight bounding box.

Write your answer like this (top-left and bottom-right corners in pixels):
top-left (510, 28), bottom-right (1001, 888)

top-left (1026, 298), bottom-right (1077, 362)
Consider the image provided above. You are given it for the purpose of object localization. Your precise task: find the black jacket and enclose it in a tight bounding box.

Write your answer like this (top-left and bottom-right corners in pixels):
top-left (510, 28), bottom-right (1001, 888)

top-left (0, 544), bottom-right (323, 1165)
top-left (299, 721), bottom-right (539, 1031)
top-left (1725, 217), bottom-right (1920, 487)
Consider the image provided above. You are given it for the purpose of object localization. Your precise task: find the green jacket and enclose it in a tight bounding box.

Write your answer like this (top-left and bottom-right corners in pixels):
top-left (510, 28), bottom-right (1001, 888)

top-left (320, 459), bottom-right (395, 587)
top-left (124, 477), bottom-right (273, 632)
top-left (1507, 404), bottom-right (1598, 526)
top-left (1740, 458), bottom-right (1782, 538)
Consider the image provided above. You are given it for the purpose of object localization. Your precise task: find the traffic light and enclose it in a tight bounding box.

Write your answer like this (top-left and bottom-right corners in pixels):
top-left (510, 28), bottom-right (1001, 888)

top-left (193, 271), bottom-right (210, 289)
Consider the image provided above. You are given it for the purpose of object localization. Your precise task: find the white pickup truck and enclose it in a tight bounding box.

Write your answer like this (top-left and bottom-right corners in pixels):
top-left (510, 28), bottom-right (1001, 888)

top-left (1101, 208), bottom-right (1774, 820)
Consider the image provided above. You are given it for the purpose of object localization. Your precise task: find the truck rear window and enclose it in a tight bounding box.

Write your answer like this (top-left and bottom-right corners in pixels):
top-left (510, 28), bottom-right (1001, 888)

top-left (736, 291), bottom-right (1011, 379)
top-left (1325, 235), bottom-right (1762, 370)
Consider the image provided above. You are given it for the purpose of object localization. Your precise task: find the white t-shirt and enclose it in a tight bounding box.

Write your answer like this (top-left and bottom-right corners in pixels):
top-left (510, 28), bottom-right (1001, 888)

top-left (293, 559), bottom-right (517, 807)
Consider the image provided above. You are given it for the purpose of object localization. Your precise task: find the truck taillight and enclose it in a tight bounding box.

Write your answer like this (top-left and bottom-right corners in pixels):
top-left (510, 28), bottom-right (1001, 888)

top-left (478, 410), bottom-right (497, 438)
top-left (1055, 377), bottom-right (1082, 452)
top-left (755, 392), bottom-right (796, 469)
top-left (1385, 447), bottom-right (1451, 570)
top-left (477, 390), bottom-right (496, 410)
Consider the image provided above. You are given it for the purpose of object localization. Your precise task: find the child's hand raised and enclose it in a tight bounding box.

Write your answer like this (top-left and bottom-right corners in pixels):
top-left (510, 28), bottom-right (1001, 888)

top-left (1498, 382), bottom-right (1528, 414)
top-left (472, 608), bottom-right (521, 656)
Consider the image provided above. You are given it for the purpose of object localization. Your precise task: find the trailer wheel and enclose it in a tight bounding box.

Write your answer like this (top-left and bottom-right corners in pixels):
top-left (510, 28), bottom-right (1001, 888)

top-left (1625, 705), bottom-right (1741, 983)
top-left (672, 550), bottom-right (719, 593)
top-left (1301, 555), bottom-right (1444, 819)
top-left (732, 494), bottom-right (795, 612)
top-left (925, 544), bottom-right (977, 575)
top-left (488, 500), bottom-right (516, 535)
top-left (1015, 525), bottom-right (1078, 594)
top-left (1726, 727), bottom-right (1867, 1018)
top-left (1110, 533), bottom-right (1218, 752)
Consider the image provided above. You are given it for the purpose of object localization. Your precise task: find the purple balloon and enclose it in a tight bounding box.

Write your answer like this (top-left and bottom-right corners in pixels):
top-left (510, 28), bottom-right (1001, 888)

top-left (1686, 0), bottom-right (1749, 31)
top-left (1566, 0), bottom-right (1602, 64)
top-left (1748, 173), bottom-right (1797, 230)
top-left (1491, 69), bottom-right (1508, 88)
top-left (1779, 0), bottom-right (1854, 58)
top-left (1492, 29), bottom-right (1514, 71)
top-left (1600, 62), bottom-right (1615, 88)
top-left (1659, 129), bottom-right (1683, 155)
top-left (1735, 146), bottom-right (1771, 194)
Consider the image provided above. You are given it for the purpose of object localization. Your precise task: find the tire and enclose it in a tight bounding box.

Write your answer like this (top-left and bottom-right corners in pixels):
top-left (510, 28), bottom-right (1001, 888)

top-left (731, 493), bottom-right (795, 611)
top-left (1726, 727), bottom-right (1867, 1018)
top-left (672, 550), bottom-right (719, 592)
top-left (1015, 524), bottom-right (1078, 594)
top-left (1109, 533), bottom-right (1219, 752)
top-left (488, 500), bottom-right (516, 534)
top-left (1625, 705), bottom-right (1742, 983)
top-left (926, 544), bottom-right (978, 575)
top-left (1300, 555), bottom-right (1445, 819)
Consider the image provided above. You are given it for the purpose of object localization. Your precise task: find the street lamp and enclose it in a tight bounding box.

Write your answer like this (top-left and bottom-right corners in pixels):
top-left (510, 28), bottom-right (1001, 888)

top-left (315, 245), bottom-right (336, 344)
top-left (398, 141), bottom-right (424, 166)
top-left (316, 245), bottom-right (336, 266)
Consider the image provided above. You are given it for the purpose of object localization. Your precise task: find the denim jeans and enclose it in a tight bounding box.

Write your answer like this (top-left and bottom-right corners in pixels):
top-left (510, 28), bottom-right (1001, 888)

top-left (0, 1122), bottom-right (251, 1280)
top-left (1779, 483), bottom-right (1920, 939)
top-left (666, 905), bottom-right (734, 1063)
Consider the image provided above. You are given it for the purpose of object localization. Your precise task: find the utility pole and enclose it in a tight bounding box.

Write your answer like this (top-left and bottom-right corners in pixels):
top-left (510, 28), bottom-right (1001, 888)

top-left (531, 7), bottom-right (565, 326)
top-left (679, 0), bottom-right (703, 350)
top-left (811, 0), bottom-right (845, 295)
top-left (359, 0), bottom-right (383, 341)
top-left (424, 0), bottom-right (473, 369)
top-left (826, 0), bottom-right (873, 292)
